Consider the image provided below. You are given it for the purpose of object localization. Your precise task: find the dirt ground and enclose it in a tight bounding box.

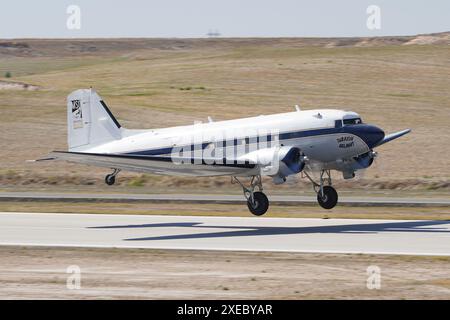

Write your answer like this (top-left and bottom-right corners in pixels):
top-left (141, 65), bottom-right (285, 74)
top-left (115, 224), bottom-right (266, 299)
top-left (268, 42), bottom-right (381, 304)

top-left (0, 246), bottom-right (449, 300)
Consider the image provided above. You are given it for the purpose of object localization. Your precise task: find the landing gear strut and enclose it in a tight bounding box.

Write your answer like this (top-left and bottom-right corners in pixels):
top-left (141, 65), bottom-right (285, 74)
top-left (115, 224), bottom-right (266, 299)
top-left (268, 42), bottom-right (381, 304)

top-left (105, 169), bottom-right (121, 186)
top-left (303, 170), bottom-right (338, 209)
top-left (232, 175), bottom-right (269, 216)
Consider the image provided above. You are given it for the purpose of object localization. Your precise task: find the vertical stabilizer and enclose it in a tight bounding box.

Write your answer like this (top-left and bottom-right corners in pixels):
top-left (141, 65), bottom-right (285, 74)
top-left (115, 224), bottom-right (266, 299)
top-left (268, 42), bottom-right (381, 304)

top-left (67, 89), bottom-right (122, 151)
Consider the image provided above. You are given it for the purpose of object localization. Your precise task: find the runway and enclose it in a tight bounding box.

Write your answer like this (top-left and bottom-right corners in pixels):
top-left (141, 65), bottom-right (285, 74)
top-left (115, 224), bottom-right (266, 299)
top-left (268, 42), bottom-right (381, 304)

top-left (1, 212), bottom-right (449, 256)
top-left (1, 192), bottom-right (449, 207)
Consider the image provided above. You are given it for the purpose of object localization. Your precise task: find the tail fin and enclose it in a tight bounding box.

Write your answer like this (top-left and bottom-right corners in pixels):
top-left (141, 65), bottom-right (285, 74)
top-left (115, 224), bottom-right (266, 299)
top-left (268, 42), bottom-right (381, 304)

top-left (67, 89), bottom-right (122, 151)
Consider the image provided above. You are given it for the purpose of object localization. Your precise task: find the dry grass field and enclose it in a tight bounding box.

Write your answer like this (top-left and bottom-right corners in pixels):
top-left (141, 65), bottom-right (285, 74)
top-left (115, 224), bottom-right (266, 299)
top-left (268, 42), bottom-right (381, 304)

top-left (0, 34), bottom-right (449, 194)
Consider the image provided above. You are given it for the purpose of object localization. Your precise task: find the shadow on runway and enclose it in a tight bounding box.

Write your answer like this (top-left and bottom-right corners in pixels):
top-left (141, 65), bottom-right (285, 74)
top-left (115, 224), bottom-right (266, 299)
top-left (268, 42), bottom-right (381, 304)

top-left (88, 220), bottom-right (450, 242)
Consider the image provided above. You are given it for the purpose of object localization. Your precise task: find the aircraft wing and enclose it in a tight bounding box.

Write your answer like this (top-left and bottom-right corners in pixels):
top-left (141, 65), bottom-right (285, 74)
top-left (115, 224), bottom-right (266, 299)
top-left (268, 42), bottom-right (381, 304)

top-left (375, 129), bottom-right (411, 147)
top-left (43, 151), bottom-right (258, 177)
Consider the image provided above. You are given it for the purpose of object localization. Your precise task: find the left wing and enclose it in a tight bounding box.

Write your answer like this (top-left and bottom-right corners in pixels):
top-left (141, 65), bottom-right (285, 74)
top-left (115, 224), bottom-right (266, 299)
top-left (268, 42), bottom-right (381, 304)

top-left (42, 151), bottom-right (258, 177)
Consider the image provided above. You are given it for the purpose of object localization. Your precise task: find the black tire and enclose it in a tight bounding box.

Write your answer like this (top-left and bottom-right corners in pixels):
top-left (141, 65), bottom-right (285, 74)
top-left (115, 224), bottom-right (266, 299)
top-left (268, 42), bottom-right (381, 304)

top-left (105, 174), bottom-right (116, 186)
top-left (317, 186), bottom-right (338, 209)
top-left (247, 192), bottom-right (269, 216)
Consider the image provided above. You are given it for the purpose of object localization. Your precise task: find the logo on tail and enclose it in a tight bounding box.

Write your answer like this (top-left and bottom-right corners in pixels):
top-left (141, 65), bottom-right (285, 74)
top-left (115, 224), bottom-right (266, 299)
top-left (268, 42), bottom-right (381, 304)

top-left (71, 99), bottom-right (83, 128)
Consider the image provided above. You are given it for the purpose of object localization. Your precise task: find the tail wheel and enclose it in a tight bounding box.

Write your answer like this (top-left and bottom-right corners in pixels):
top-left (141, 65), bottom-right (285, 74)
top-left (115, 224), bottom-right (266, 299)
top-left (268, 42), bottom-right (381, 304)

top-left (317, 186), bottom-right (338, 209)
top-left (247, 191), bottom-right (269, 216)
top-left (105, 174), bottom-right (116, 186)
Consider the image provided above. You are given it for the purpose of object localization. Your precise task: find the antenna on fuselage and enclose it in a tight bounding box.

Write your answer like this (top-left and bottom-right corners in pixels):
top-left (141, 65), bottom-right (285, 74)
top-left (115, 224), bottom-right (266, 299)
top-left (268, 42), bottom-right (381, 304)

top-left (207, 116), bottom-right (214, 123)
top-left (295, 105), bottom-right (301, 112)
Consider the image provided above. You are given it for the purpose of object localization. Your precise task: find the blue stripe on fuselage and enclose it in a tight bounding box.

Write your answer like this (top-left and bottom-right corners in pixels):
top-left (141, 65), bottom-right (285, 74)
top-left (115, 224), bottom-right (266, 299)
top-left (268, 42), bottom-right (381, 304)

top-left (125, 124), bottom-right (384, 156)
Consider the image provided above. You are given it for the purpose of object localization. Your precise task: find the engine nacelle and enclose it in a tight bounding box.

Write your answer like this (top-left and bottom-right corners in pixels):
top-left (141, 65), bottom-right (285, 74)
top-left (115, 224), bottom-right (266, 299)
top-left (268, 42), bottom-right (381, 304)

top-left (341, 151), bottom-right (377, 179)
top-left (352, 151), bottom-right (376, 170)
top-left (239, 146), bottom-right (305, 184)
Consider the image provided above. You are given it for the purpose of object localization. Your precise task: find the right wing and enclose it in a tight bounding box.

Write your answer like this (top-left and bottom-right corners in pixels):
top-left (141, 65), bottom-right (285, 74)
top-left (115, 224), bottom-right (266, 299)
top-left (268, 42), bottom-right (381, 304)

top-left (375, 129), bottom-right (411, 147)
top-left (45, 151), bottom-right (258, 177)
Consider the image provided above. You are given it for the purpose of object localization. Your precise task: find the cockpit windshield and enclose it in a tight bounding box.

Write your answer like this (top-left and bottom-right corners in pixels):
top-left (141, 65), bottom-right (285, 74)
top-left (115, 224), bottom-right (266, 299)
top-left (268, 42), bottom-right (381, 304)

top-left (343, 118), bottom-right (362, 125)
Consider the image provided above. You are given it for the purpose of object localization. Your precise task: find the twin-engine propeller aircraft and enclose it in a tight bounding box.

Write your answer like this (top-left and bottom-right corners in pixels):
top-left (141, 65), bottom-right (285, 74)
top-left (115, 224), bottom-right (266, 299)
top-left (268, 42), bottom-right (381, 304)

top-left (38, 89), bottom-right (410, 216)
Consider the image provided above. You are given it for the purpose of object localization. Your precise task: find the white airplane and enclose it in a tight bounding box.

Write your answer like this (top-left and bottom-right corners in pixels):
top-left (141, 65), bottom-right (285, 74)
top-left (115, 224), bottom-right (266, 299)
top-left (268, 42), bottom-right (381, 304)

top-left (39, 89), bottom-right (411, 216)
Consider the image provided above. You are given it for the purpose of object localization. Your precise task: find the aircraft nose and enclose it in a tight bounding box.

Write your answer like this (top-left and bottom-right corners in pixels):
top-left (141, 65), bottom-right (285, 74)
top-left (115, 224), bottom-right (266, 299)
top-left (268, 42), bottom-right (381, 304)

top-left (358, 125), bottom-right (385, 149)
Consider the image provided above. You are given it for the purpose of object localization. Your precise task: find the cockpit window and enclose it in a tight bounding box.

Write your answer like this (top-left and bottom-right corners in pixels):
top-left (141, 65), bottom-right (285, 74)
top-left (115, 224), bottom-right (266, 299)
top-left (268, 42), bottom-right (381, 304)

top-left (343, 118), bottom-right (362, 125)
top-left (335, 120), bottom-right (343, 128)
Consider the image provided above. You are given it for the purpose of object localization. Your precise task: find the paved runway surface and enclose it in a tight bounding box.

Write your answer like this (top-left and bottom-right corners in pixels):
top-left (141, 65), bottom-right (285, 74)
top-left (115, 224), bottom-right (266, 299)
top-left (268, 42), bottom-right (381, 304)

top-left (1, 212), bottom-right (450, 255)
top-left (1, 192), bottom-right (449, 206)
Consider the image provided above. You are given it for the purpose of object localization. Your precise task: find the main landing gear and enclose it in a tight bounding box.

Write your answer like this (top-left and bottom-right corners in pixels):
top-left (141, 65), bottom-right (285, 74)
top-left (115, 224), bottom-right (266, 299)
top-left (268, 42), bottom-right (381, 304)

top-left (105, 168), bottom-right (121, 186)
top-left (233, 170), bottom-right (338, 216)
top-left (303, 170), bottom-right (338, 209)
top-left (232, 175), bottom-right (269, 216)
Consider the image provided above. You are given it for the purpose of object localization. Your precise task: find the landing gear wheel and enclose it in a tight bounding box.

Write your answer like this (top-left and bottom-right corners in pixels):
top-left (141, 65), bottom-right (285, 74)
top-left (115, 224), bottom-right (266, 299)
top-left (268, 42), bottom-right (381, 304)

top-left (317, 186), bottom-right (338, 209)
top-left (105, 174), bottom-right (116, 186)
top-left (247, 192), bottom-right (269, 216)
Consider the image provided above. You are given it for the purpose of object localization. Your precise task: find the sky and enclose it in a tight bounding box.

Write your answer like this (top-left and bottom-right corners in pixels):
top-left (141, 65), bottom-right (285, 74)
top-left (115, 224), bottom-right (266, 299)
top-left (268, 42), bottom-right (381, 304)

top-left (0, 0), bottom-right (449, 38)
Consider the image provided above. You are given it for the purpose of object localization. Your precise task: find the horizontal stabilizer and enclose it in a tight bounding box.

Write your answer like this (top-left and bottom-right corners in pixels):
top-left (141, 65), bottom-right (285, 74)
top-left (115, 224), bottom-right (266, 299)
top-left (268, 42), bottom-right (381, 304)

top-left (27, 157), bottom-right (56, 162)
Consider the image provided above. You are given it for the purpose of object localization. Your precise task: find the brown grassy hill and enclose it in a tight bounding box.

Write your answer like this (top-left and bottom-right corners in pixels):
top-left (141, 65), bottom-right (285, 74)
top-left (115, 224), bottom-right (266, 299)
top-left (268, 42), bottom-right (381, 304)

top-left (0, 33), bottom-right (449, 193)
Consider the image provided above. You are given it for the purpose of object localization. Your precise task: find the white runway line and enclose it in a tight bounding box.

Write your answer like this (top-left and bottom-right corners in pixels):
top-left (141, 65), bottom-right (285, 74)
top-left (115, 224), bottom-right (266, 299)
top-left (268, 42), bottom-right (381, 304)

top-left (0, 212), bottom-right (450, 256)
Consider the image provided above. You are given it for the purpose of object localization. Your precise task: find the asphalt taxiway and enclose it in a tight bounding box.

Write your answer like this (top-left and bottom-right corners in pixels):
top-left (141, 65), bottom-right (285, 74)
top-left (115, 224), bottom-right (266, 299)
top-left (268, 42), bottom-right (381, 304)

top-left (1, 192), bottom-right (449, 206)
top-left (1, 212), bottom-right (449, 256)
